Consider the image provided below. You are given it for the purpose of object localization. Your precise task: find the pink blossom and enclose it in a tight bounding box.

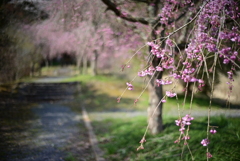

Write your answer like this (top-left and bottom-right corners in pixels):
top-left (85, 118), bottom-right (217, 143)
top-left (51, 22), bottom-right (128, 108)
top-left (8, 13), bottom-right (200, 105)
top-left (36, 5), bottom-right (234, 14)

top-left (166, 91), bottom-right (176, 97)
top-left (156, 66), bottom-right (163, 71)
top-left (126, 82), bottom-right (133, 90)
top-left (182, 114), bottom-right (194, 122)
top-left (198, 79), bottom-right (204, 84)
top-left (138, 71), bottom-right (146, 77)
top-left (182, 136), bottom-right (190, 140)
top-left (156, 79), bottom-right (172, 86)
top-left (175, 119), bottom-right (181, 126)
top-left (201, 138), bottom-right (210, 146)
top-left (148, 66), bottom-right (155, 71)
top-left (166, 39), bottom-right (174, 47)
top-left (210, 129), bottom-right (217, 134)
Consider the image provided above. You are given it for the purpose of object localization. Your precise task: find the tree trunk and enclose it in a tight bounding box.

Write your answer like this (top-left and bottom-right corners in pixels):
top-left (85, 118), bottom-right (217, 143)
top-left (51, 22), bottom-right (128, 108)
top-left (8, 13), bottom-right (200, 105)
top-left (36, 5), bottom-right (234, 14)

top-left (76, 53), bottom-right (83, 74)
top-left (148, 71), bottom-right (163, 134)
top-left (90, 50), bottom-right (98, 76)
top-left (45, 59), bottom-right (49, 68)
top-left (147, 1), bottom-right (164, 134)
top-left (30, 62), bottom-right (35, 77)
top-left (82, 55), bottom-right (88, 74)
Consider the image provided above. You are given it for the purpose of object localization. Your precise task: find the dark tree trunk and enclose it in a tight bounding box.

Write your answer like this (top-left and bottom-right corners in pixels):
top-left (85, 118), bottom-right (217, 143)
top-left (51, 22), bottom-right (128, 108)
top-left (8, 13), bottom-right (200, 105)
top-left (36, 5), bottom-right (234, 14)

top-left (90, 50), bottom-right (99, 76)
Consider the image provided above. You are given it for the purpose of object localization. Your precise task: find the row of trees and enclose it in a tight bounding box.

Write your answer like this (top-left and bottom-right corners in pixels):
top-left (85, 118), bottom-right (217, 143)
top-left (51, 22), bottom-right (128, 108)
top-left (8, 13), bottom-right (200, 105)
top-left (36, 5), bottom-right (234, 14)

top-left (32, 0), bottom-right (143, 75)
top-left (0, 0), bottom-right (143, 83)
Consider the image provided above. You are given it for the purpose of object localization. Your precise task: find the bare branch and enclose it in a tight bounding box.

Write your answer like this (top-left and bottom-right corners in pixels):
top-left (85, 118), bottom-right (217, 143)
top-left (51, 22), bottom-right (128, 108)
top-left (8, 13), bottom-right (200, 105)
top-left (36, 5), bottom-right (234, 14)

top-left (100, 0), bottom-right (150, 25)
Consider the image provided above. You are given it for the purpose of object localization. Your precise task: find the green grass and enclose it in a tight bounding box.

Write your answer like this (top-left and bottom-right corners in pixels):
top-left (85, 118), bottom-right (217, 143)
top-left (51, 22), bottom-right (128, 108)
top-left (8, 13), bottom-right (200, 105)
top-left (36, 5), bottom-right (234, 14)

top-left (92, 116), bottom-right (240, 161)
top-left (65, 74), bottom-right (150, 112)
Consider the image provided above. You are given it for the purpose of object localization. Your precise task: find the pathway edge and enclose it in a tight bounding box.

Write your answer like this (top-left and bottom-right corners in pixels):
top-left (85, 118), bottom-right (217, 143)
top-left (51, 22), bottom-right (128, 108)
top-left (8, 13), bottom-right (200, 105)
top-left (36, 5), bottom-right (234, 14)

top-left (81, 105), bottom-right (106, 161)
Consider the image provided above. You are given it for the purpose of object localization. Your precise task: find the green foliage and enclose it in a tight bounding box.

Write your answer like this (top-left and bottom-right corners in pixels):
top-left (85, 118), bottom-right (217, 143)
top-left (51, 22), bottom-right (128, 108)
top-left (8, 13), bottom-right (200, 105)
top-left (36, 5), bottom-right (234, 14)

top-left (93, 116), bottom-right (240, 161)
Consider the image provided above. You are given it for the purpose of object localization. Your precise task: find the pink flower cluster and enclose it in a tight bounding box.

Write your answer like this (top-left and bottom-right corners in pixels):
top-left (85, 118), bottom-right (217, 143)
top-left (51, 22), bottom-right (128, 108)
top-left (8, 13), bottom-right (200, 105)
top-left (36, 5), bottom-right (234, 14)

top-left (201, 138), bottom-right (210, 146)
top-left (180, 68), bottom-right (201, 83)
top-left (138, 66), bottom-right (156, 77)
top-left (126, 82), bottom-right (133, 90)
top-left (219, 27), bottom-right (240, 43)
top-left (178, 0), bottom-right (239, 96)
top-left (166, 91), bottom-right (176, 97)
top-left (137, 65), bottom-right (164, 77)
top-left (175, 114), bottom-right (194, 135)
top-left (147, 42), bottom-right (166, 58)
top-left (158, 0), bottom-right (192, 25)
top-left (166, 39), bottom-right (174, 47)
top-left (210, 129), bottom-right (217, 134)
top-left (146, 42), bottom-right (175, 69)
top-left (156, 79), bottom-right (172, 86)
top-left (219, 48), bottom-right (238, 64)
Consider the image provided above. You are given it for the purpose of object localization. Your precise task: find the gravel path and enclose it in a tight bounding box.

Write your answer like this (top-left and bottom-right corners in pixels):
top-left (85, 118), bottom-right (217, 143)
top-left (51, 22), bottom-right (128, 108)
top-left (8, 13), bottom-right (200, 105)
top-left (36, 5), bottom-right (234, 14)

top-left (0, 102), bottom-right (95, 161)
top-left (0, 75), bottom-right (97, 161)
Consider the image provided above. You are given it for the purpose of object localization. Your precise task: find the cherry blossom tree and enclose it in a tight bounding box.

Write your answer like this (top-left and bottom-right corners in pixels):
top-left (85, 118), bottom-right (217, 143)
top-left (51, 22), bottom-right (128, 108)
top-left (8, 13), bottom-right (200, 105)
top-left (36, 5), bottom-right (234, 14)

top-left (99, 0), bottom-right (240, 141)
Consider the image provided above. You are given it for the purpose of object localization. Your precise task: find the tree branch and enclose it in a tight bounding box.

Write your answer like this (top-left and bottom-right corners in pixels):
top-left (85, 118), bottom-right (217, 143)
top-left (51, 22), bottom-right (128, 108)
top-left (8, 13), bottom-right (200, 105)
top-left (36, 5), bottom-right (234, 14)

top-left (100, 0), bottom-right (150, 25)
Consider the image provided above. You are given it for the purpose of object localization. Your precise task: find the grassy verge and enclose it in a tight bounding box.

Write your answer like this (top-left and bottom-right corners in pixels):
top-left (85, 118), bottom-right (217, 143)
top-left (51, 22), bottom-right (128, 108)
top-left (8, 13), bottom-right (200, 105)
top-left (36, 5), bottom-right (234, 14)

top-left (66, 74), bottom-right (231, 114)
top-left (92, 116), bottom-right (240, 161)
